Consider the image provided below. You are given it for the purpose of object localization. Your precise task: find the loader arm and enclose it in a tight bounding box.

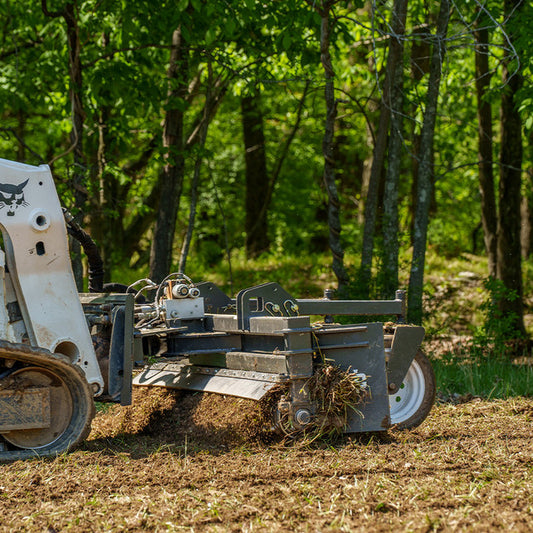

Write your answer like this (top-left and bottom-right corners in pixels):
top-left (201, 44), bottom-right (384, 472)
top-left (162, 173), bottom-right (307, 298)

top-left (0, 159), bottom-right (102, 393)
top-left (0, 159), bottom-right (101, 461)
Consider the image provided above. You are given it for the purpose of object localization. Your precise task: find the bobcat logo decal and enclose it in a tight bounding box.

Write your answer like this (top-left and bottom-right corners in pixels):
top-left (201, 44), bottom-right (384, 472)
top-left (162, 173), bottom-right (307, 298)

top-left (0, 179), bottom-right (29, 216)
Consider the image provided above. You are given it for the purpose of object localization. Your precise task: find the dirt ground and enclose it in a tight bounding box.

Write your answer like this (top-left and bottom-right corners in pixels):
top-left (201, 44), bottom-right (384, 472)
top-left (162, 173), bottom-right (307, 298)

top-left (0, 389), bottom-right (532, 532)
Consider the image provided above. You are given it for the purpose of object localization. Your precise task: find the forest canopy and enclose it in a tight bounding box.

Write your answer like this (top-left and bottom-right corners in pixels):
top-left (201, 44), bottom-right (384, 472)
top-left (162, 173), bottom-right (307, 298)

top-left (1, 0), bottom-right (532, 335)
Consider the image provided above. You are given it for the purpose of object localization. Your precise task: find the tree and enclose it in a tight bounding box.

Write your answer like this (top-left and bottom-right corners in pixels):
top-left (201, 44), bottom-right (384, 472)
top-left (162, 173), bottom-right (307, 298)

top-left (474, 10), bottom-right (497, 279)
top-left (149, 27), bottom-right (189, 283)
top-left (242, 91), bottom-right (271, 258)
top-left (359, 0), bottom-right (409, 298)
top-left (41, 0), bottom-right (87, 289)
top-left (307, 0), bottom-right (349, 292)
top-left (407, 0), bottom-right (450, 325)
top-left (495, 0), bottom-right (526, 337)
top-left (381, 0), bottom-right (408, 299)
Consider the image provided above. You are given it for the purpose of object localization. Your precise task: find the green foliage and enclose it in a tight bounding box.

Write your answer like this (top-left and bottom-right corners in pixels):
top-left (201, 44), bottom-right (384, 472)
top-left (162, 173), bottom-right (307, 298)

top-left (477, 277), bottom-right (524, 342)
top-left (0, 0), bottom-right (531, 342)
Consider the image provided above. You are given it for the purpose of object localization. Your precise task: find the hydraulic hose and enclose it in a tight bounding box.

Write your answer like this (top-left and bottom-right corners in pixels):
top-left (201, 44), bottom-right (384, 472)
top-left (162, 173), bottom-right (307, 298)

top-left (62, 208), bottom-right (104, 293)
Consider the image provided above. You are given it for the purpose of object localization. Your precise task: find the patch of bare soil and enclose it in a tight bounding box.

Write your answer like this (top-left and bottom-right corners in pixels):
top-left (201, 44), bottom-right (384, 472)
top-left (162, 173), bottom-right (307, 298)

top-left (0, 390), bottom-right (532, 532)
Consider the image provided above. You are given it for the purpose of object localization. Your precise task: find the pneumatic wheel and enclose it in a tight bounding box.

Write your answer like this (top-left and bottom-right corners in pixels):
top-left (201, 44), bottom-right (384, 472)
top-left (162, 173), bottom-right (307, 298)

top-left (388, 351), bottom-right (436, 429)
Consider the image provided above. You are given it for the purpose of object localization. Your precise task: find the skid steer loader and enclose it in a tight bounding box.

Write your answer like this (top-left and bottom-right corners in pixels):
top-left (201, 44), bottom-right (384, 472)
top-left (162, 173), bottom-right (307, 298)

top-left (0, 159), bottom-right (435, 462)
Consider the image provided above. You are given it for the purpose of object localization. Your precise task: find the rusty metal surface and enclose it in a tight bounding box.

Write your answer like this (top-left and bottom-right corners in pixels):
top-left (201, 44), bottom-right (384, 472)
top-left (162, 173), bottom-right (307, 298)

top-left (0, 387), bottom-right (50, 431)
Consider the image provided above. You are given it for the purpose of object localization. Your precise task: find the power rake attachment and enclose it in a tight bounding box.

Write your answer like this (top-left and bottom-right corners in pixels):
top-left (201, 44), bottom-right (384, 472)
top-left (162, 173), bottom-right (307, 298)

top-left (0, 158), bottom-right (435, 461)
top-left (126, 278), bottom-right (435, 435)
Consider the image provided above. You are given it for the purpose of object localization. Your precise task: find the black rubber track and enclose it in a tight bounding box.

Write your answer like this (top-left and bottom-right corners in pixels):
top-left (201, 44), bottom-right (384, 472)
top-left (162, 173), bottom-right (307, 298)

top-left (0, 340), bottom-right (95, 463)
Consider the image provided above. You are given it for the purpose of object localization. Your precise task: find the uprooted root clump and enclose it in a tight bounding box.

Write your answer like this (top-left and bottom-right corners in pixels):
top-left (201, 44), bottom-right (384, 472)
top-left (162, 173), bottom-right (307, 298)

top-left (272, 364), bottom-right (370, 443)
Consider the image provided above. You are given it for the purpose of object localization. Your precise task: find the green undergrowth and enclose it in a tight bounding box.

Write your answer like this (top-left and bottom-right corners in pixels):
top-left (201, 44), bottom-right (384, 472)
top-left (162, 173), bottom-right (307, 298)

top-left (182, 250), bottom-right (339, 297)
top-left (432, 341), bottom-right (533, 400)
top-left (110, 251), bottom-right (339, 298)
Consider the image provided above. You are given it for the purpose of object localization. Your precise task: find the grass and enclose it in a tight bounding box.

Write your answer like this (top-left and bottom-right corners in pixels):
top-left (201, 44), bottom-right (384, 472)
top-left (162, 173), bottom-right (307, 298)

top-left (431, 342), bottom-right (533, 400)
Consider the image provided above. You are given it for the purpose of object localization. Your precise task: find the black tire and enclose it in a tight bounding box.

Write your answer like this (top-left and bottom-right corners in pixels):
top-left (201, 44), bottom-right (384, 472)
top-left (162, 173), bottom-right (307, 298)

top-left (388, 350), bottom-right (436, 429)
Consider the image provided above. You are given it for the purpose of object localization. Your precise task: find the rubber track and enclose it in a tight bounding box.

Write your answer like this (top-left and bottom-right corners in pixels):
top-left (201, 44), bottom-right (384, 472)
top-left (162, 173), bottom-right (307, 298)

top-left (0, 340), bottom-right (95, 463)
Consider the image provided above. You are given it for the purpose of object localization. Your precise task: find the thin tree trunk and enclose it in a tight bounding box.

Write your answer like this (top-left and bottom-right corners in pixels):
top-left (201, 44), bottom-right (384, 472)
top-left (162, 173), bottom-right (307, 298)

top-left (122, 76), bottom-right (229, 268)
top-left (178, 136), bottom-right (207, 274)
top-left (248, 81), bottom-right (310, 244)
top-left (360, 0), bottom-right (408, 297)
top-left (474, 16), bottom-right (497, 278)
top-left (521, 133), bottom-right (533, 258)
top-left (407, 0), bottom-right (450, 325)
top-left (150, 27), bottom-right (188, 283)
top-left (42, 0), bottom-right (86, 289)
top-left (408, 23), bottom-right (431, 236)
top-left (179, 71), bottom-right (212, 273)
top-left (496, 0), bottom-right (525, 336)
top-left (87, 32), bottom-right (119, 279)
top-left (241, 92), bottom-right (270, 258)
top-left (311, 0), bottom-right (349, 291)
top-left (382, 0), bottom-right (408, 299)
top-left (520, 189), bottom-right (532, 259)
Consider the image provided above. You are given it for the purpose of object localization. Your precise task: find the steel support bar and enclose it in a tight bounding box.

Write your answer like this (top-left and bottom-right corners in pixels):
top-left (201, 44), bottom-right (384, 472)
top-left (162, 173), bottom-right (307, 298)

top-left (296, 299), bottom-right (404, 317)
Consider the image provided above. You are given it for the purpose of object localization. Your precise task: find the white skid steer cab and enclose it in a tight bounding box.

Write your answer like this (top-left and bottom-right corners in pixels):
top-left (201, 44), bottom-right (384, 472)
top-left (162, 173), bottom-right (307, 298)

top-left (0, 159), bottom-right (435, 462)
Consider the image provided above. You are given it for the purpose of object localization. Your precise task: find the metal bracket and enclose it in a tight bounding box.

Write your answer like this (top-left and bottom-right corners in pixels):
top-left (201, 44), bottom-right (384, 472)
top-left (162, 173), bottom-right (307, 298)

top-left (195, 282), bottom-right (234, 314)
top-left (386, 325), bottom-right (425, 393)
top-left (236, 282), bottom-right (298, 330)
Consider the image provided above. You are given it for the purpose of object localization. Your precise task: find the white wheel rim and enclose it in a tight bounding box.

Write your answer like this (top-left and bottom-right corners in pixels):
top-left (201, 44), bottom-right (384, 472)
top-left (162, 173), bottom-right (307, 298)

top-left (389, 360), bottom-right (425, 425)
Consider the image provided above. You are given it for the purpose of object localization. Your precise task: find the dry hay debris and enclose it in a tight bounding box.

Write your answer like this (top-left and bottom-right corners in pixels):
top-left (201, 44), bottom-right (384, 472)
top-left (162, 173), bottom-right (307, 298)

top-left (273, 364), bottom-right (370, 442)
top-left (3, 397), bottom-right (533, 533)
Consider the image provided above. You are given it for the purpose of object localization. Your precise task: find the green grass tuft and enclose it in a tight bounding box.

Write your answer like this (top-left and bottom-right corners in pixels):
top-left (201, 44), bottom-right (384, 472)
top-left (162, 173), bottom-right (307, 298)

top-left (433, 349), bottom-right (533, 400)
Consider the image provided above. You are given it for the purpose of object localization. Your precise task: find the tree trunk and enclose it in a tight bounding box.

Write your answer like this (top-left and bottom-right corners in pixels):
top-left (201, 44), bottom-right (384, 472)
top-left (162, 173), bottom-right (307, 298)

top-left (149, 28), bottom-right (188, 283)
top-left (179, 71), bottom-right (212, 273)
top-left (496, 0), bottom-right (525, 336)
top-left (42, 0), bottom-right (86, 289)
top-left (407, 0), bottom-right (450, 325)
top-left (474, 16), bottom-right (497, 278)
top-left (407, 23), bottom-right (432, 236)
top-left (522, 131), bottom-right (533, 259)
top-left (381, 0), bottom-right (408, 299)
top-left (241, 82), bottom-right (309, 261)
top-left (521, 131), bottom-right (533, 259)
top-left (520, 191), bottom-right (532, 259)
top-left (315, 1), bottom-right (349, 291)
top-left (360, 0), bottom-right (408, 297)
top-left (241, 93), bottom-right (270, 258)
top-left (86, 32), bottom-right (119, 280)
